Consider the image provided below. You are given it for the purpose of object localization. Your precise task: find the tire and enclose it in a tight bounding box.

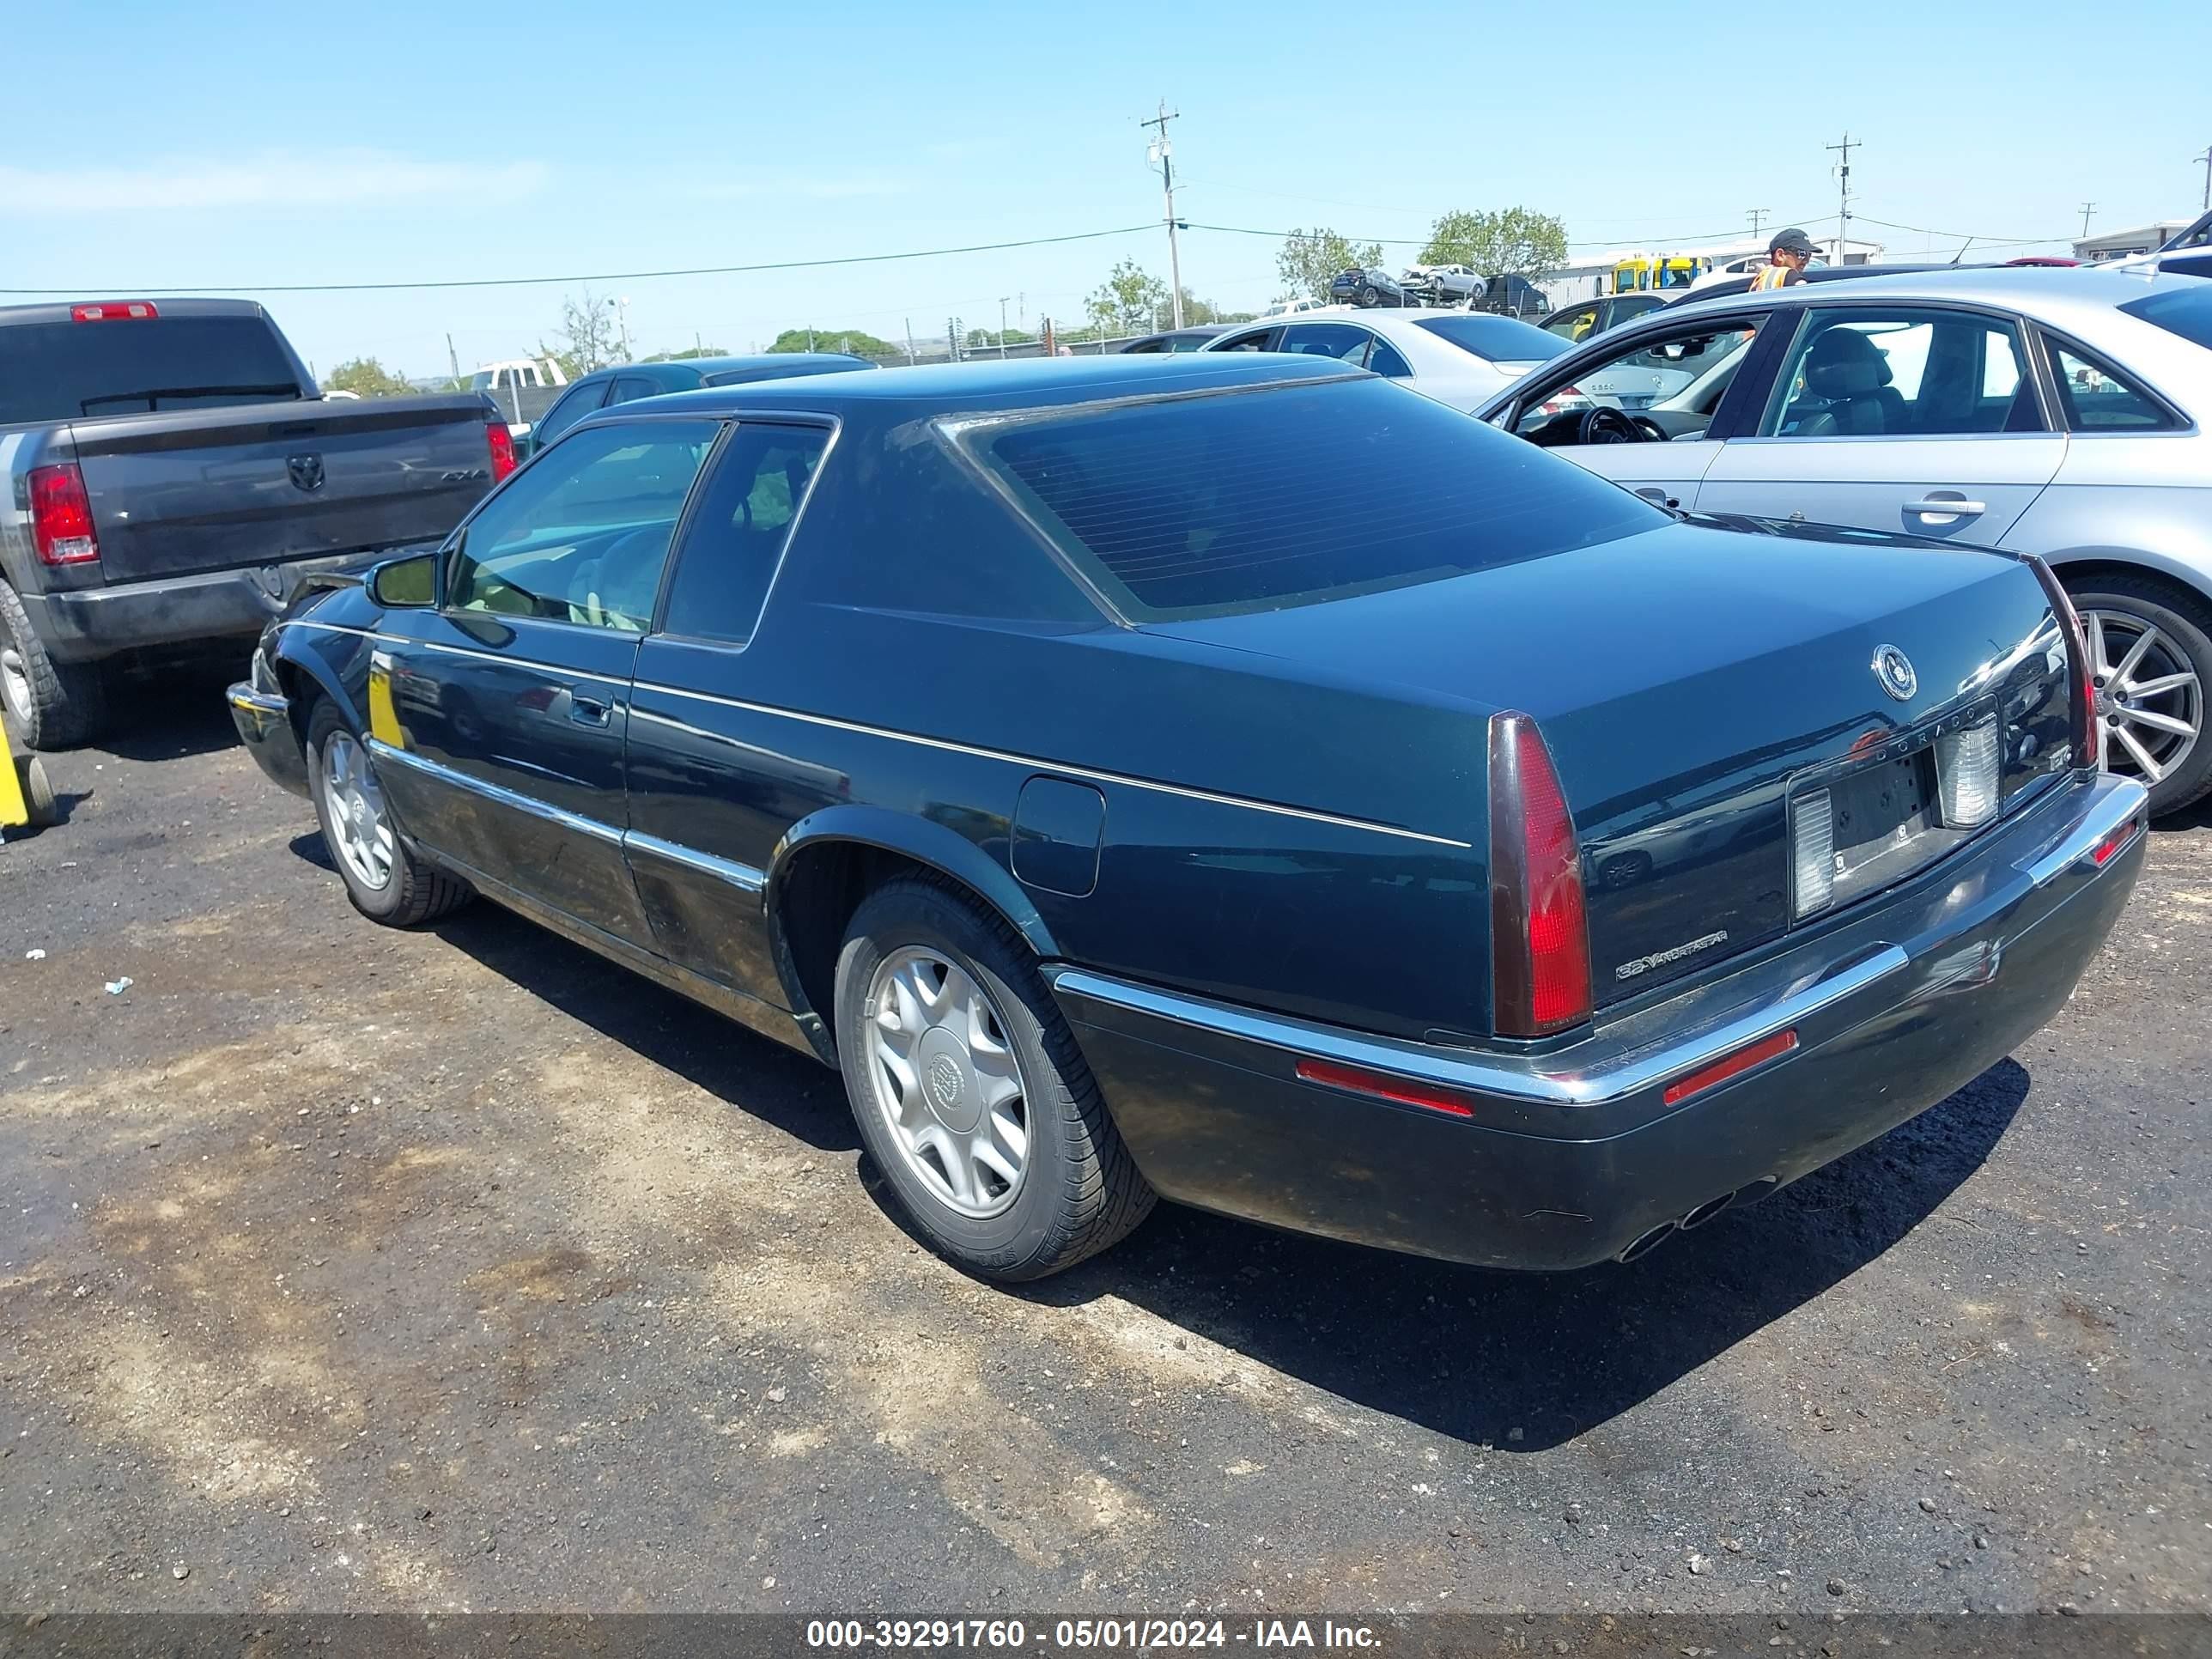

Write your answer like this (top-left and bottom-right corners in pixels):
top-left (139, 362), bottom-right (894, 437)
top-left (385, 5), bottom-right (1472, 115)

top-left (0, 580), bottom-right (108, 750)
top-left (1359, 284), bottom-right (1380, 307)
top-left (19, 755), bottom-right (58, 829)
top-left (833, 877), bottom-right (1155, 1281)
top-left (2063, 573), bottom-right (2212, 817)
top-left (304, 699), bottom-right (471, 927)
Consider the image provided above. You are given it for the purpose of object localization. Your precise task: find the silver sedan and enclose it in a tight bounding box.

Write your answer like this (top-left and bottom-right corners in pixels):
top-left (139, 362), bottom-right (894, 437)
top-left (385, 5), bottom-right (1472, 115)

top-left (1476, 267), bottom-right (2212, 814)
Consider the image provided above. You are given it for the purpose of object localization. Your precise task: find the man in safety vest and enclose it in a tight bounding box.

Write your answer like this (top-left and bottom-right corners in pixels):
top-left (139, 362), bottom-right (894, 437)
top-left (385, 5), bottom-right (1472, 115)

top-left (1750, 227), bottom-right (1818, 290)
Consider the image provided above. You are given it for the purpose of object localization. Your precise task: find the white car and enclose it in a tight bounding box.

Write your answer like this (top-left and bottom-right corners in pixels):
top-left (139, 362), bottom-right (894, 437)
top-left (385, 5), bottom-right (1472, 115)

top-left (1199, 306), bottom-right (1569, 412)
top-left (1260, 297), bottom-right (1331, 318)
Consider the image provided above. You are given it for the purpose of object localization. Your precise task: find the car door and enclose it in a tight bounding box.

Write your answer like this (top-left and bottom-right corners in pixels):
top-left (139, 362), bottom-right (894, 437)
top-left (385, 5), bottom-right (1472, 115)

top-left (621, 419), bottom-right (837, 1005)
top-left (1498, 310), bottom-right (1778, 507)
top-left (1692, 305), bottom-right (2067, 541)
top-left (369, 415), bottom-right (724, 944)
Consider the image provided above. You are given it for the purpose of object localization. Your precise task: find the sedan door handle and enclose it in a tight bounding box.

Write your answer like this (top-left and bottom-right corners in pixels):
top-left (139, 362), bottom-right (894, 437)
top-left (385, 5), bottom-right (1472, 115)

top-left (1905, 498), bottom-right (1987, 516)
top-left (569, 693), bottom-right (612, 727)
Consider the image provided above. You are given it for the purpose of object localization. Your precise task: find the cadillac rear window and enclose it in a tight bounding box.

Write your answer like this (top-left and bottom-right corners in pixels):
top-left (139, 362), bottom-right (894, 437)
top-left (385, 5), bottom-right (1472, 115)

top-left (1410, 314), bottom-right (1570, 362)
top-left (2119, 286), bottom-right (2212, 353)
top-left (970, 376), bottom-right (1662, 621)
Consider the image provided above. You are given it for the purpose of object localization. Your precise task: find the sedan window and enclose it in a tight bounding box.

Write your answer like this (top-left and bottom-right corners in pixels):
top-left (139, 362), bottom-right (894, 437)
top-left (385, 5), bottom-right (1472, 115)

top-left (658, 423), bottom-right (833, 646)
top-left (2045, 340), bottom-right (2176, 431)
top-left (448, 419), bottom-right (720, 632)
top-left (1543, 303), bottom-right (1602, 343)
top-left (1410, 314), bottom-right (1569, 364)
top-left (1367, 336), bottom-right (1413, 379)
top-left (531, 379), bottom-right (611, 450)
top-left (1760, 312), bottom-right (2039, 438)
top-left (606, 374), bottom-right (671, 406)
top-left (1212, 328), bottom-right (1279, 352)
top-left (1279, 323), bottom-right (1374, 365)
top-left (1514, 323), bottom-right (1758, 436)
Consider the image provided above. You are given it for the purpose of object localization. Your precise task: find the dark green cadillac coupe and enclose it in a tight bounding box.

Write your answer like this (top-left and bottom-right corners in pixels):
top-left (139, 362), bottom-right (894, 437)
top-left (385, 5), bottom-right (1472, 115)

top-left (228, 354), bottom-right (2145, 1282)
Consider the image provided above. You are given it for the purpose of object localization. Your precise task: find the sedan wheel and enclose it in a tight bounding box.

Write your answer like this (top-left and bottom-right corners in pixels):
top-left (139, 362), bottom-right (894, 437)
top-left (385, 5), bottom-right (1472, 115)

top-left (2082, 607), bottom-right (2203, 791)
top-left (320, 729), bottom-right (395, 892)
top-left (304, 701), bottom-right (471, 927)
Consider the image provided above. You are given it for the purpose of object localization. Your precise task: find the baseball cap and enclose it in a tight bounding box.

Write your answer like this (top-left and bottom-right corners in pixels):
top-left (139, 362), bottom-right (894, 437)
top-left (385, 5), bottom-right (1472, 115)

top-left (1770, 227), bottom-right (1818, 257)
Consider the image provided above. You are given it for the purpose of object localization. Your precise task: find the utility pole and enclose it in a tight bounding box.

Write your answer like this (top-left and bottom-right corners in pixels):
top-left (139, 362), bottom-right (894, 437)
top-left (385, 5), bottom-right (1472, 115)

top-left (2198, 144), bottom-right (2212, 211)
top-left (1747, 207), bottom-right (1770, 241)
top-left (446, 333), bottom-right (462, 386)
top-left (904, 319), bottom-right (917, 367)
top-left (1826, 131), bottom-right (1857, 263)
top-left (1140, 100), bottom-right (1185, 330)
top-left (998, 296), bottom-right (1011, 358)
top-left (2080, 202), bottom-right (2098, 240)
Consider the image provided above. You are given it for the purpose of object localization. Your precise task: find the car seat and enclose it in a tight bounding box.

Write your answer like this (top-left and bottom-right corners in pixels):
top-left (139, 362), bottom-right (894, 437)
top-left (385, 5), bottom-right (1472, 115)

top-left (1790, 329), bottom-right (1906, 436)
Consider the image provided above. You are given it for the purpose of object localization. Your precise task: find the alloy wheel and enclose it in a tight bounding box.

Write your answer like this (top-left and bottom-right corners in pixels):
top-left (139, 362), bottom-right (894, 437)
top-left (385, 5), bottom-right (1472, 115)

top-left (0, 642), bottom-right (29, 730)
top-left (320, 730), bottom-right (395, 891)
top-left (2082, 607), bottom-right (2203, 787)
top-left (866, 945), bottom-right (1031, 1219)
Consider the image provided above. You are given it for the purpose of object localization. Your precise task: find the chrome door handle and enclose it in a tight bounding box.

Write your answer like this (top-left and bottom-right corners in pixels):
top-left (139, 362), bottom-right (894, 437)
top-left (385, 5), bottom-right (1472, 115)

top-left (1905, 498), bottom-right (1986, 515)
top-left (569, 693), bottom-right (611, 727)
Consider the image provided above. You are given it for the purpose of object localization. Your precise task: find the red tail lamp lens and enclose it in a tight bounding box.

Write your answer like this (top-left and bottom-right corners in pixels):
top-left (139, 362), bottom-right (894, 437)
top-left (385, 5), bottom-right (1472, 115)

top-left (486, 421), bottom-right (518, 483)
top-left (1488, 712), bottom-right (1591, 1037)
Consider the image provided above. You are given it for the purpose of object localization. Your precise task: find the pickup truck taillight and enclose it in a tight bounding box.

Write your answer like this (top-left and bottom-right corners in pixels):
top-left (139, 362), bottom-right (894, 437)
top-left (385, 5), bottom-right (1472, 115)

top-left (27, 464), bottom-right (100, 566)
top-left (486, 421), bottom-right (518, 483)
top-left (70, 301), bottom-right (158, 322)
top-left (1489, 711), bottom-right (1591, 1037)
top-left (2029, 556), bottom-right (2100, 772)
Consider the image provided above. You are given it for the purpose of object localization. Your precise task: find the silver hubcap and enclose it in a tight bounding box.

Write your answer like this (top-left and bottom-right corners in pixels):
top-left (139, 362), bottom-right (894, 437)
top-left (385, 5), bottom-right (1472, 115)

top-left (320, 731), bottom-right (395, 891)
top-left (867, 947), bottom-right (1030, 1219)
top-left (0, 645), bottom-right (30, 727)
top-left (2082, 607), bottom-right (2203, 787)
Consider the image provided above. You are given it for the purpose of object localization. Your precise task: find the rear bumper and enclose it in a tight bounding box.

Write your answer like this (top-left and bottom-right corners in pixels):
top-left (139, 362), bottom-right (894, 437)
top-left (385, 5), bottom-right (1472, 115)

top-left (1050, 772), bottom-right (2148, 1271)
top-left (226, 681), bottom-right (310, 799)
top-left (21, 552), bottom-right (386, 665)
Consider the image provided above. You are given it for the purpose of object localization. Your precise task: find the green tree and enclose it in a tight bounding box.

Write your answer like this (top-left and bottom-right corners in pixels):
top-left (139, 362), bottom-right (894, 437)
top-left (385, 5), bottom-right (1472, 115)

top-left (1275, 228), bottom-right (1386, 303)
top-left (1085, 259), bottom-right (1170, 337)
top-left (321, 357), bottom-right (416, 398)
top-left (1179, 291), bottom-right (1255, 326)
top-left (540, 288), bottom-right (623, 379)
top-left (767, 327), bottom-right (897, 357)
top-left (1419, 207), bottom-right (1571, 278)
top-left (641, 343), bottom-right (730, 362)
top-left (966, 326), bottom-right (1037, 349)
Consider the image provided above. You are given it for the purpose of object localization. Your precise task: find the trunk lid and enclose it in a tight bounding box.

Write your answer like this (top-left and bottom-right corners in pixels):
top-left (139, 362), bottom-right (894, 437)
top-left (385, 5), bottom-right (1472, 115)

top-left (1152, 516), bottom-right (2074, 1005)
top-left (63, 396), bottom-right (499, 584)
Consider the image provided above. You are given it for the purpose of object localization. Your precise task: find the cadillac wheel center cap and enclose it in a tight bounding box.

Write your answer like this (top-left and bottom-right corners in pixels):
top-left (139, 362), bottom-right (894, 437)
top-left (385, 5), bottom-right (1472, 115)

top-left (915, 1030), bottom-right (981, 1133)
top-left (1872, 644), bottom-right (1917, 702)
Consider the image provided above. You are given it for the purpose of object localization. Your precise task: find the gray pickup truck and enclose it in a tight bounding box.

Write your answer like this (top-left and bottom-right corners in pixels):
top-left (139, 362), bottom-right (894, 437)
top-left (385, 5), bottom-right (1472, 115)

top-left (1, 297), bottom-right (512, 747)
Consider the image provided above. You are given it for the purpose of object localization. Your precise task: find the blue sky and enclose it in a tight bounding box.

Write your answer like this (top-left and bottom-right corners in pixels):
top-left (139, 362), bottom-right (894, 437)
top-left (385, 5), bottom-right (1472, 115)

top-left (3, 0), bottom-right (2205, 379)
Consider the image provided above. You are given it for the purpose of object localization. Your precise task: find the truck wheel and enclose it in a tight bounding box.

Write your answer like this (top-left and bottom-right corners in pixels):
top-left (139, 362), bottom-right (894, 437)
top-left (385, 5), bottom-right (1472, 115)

top-left (833, 878), bottom-right (1156, 1281)
top-left (304, 700), bottom-right (471, 927)
top-left (2065, 574), bottom-right (2212, 817)
top-left (0, 581), bottom-right (108, 750)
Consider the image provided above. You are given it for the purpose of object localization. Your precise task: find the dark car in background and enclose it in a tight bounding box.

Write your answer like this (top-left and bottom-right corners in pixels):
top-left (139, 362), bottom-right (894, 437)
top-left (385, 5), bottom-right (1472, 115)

top-left (1472, 273), bottom-right (1553, 319)
top-left (1118, 325), bottom-right (1232, 353)
top-left (1, 298), bottom-right (509, 748)
top-left (1541, 292), bottom-right (1669, 343)
top-left (228, 354), bottom-right (2144, 1285)
top-left (1330, 267), bottom-right (1411, 307)
top-left (524, 353), bottom-right (875, 455)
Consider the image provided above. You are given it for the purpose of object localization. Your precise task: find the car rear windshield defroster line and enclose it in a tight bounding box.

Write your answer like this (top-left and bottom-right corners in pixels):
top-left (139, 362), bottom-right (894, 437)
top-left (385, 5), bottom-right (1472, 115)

top-left (969, 377), bottom-right (1660, 621)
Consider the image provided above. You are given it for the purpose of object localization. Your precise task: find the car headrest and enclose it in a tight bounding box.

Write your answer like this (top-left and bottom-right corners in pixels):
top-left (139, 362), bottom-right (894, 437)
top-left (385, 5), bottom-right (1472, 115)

top-left (1804, 329), bottom-right (1893, 398)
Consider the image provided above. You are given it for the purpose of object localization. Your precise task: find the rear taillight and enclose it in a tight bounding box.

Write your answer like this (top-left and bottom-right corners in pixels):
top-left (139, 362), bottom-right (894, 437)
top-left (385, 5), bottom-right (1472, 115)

top-left (1488, 711), bottom-right (1592, 1037)
top-left (70, 301), bottom-right (158, 321)
top-left (27, 464), bottom-right (100, 566)
top-left (486, 421), bottom-right (518, 483)
top-left (2028, 557), bottom-right (2098, 771)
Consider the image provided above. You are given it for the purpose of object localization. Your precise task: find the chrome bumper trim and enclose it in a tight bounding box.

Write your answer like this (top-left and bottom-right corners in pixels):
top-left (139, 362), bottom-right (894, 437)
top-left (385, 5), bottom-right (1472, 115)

top-left (227, 685), bottom-right (289, 718)
top-left (1054, 945), bottom-right (1910, 1111)
top-left (2021, 775), bottom-right (2148, 887)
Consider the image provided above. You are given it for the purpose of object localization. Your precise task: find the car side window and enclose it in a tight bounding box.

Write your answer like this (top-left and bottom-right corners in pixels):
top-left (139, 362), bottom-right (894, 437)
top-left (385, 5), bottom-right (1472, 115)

top-left (1513, 322), bottom-right (1759, 434)
top-left (1213, 328), bottom-right (1279, 352)
top-left (447, 419), bottom-right (720, 633)
top-left (532, 380), bottom-right (611, 450)
top-left (1366, 335), bottom-right (1413, 379)
top-left (2044, 338), bottom-right (2175, 432)
top-left (1543, 303), bottom-right (1601, 343)
top-left (605, 375), bottom-right (665, 407)
top-left (1759, 311), bottom-right (2040, 439)
top-left (1279, 323), bottom-right (1373, 364)
top-left (656, 423), bottom-right (832, 647)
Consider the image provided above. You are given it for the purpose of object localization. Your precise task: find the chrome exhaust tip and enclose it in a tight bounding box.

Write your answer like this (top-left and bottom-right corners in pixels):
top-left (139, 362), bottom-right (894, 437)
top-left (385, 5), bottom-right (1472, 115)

top-left (1617, 1220), bottom-right (1679, 1263)
top-left (1680, 1192), bottom-right (1736, 1231)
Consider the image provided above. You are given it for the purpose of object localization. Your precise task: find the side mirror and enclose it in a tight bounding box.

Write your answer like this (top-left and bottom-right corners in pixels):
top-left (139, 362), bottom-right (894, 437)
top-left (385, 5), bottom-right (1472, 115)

top-left (367, 550), bottom-right (437, 610)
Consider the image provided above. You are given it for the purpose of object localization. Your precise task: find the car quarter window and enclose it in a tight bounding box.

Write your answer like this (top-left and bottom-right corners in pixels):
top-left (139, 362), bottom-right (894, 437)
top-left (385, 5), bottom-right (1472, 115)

top-left (1759, 310), bottom-right (2041, 438)
top-left (532, 380), bottom-right (611, 449)
top-left (447, 419), bottom-right (721, 633)
top-left (656, 422), bottom-right (834, 646)
top-left (1279, 322), bottom-right (1374, 365)
top-left (2043, 337), bottom-right (2178, 432)
top-left (1212, 327), bottom-right (1279, 352)
top-left (1366, 334), bottom-right (1413, 378)
top-left (605, 374), bottom-right (667, 406)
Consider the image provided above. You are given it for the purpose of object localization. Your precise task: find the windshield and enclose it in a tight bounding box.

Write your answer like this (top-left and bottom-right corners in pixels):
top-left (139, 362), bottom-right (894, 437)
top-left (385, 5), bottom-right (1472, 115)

top-left (2120, 286), bottom-right (2212, 351)
top-left (0, 315), bottom-right (304, 423)
top-left (967, 375), bottom-right (1662, 622)
top-left (1411, 314), bottom-right (1571, 363)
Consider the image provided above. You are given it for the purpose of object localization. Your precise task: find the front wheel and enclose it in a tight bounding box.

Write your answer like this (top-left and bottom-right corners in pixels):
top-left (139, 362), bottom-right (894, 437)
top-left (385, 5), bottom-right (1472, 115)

top-left (1359, 284), bottom-right (1380, 307)
top-left (2068, 575), bottom-right (2212, 817)
top-left (834, 878), bottom-right (1155, 1280)
top-left (305, 701), bottom-right (471, 926)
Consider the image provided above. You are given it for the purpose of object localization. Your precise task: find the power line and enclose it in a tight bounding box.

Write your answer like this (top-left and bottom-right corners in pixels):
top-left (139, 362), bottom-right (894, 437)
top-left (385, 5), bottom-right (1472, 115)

top-left (0, 223), bottom-right (1159, 297)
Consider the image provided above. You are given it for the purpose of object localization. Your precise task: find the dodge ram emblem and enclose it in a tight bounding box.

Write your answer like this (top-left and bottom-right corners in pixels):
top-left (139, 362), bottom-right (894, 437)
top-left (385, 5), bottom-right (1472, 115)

top-left (286, 453), bottom-right (326, 493)
top-left (1872, 644), bottom-right (1917, 702)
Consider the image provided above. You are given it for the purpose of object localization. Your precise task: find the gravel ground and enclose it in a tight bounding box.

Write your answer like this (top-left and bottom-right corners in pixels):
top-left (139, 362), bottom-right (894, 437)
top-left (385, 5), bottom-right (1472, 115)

top-left (1, 681), bottom-right (2207, 1619)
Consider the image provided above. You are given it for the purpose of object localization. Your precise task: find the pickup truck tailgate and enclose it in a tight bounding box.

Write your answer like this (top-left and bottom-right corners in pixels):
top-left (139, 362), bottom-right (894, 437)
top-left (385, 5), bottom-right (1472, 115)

top-left (68, 398), bottom-right (497, 584)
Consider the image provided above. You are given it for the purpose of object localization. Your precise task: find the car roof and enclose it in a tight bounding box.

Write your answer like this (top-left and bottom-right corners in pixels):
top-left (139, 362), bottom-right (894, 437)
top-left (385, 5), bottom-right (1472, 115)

top-left (572, 352), bottom-right (870, 386)
top-left (587, 353), bottom-right (1357, 420)
top-left (1685, 264), bottom-right (2207, 327)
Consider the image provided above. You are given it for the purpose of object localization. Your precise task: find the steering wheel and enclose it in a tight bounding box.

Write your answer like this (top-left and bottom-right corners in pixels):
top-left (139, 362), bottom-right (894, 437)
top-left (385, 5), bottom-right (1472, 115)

top-left (1575, 406), bottom-right (1655, 446)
